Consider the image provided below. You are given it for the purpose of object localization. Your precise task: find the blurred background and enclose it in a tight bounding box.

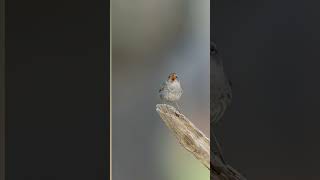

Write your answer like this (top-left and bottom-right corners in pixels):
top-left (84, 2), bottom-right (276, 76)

top-left (214, 0), bottom-right (320, 179)
top-left (111, 0), bottom-right (209, 180)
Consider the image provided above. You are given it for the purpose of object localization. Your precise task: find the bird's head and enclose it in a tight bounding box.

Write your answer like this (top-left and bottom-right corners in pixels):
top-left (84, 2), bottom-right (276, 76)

top-left (168, 72), bottom-right (178, 82)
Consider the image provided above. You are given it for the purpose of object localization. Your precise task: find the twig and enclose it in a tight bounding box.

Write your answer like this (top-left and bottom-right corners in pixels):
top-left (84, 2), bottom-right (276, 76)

top-left (156, 104), bottom-right (247, 180)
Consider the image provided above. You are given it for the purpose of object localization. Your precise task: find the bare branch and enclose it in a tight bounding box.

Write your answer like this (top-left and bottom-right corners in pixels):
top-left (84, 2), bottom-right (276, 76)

top-left (156, 104), bottom-right (210, 169)
top-left (156, 104), bottom-right (247, 180)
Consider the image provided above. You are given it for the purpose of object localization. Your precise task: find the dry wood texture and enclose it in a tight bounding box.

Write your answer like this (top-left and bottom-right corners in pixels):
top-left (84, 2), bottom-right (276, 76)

top-left (156, 104), bottom-right (247, 180)
top-left (156, 104), bottom-right (210, 169)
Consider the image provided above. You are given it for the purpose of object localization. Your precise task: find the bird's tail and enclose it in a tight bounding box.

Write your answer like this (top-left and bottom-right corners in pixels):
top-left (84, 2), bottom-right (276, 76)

top-left (211, 160), bottom-right (247, 180)
top-left (211, 131), bottom-right (226, 164)
top-left (211, 131), bottom-right (247, 180)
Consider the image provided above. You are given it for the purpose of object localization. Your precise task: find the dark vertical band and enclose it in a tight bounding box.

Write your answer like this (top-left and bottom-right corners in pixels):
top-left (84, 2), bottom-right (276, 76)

top-left (0, 0), bottom-right (5, 178)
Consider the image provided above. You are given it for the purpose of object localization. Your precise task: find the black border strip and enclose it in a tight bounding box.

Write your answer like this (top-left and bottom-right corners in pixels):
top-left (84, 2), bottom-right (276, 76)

top-left (0, 0), bottom-right (5, 178)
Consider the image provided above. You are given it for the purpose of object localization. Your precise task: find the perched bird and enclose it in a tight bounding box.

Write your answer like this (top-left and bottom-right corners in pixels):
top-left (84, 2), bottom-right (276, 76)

top-left (159, 72), bottom-right (183, 111)
top-left (211, 42), bottom-right (232, 125)
top-left (210, 43), bottom-right (246, 179)
top-left (211, 42), bottom-right (233, 164)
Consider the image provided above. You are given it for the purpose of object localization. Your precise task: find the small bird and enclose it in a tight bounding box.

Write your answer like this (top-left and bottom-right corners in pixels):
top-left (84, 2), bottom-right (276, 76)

top-left (211, 42), bottom-right (232, 125)
top-left (211, 42), bottom-right (233, 164)
top-left (159, 72), bottom-right (183, 111)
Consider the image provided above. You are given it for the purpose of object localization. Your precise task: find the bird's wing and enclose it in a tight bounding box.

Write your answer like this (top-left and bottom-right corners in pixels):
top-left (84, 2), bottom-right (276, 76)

top-left (159, 82), bottom-right (166, 92)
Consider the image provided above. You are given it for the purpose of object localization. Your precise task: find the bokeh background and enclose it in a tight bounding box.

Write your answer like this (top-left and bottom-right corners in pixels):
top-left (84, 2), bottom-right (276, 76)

top-left (111, 0), bottom-right (210, 180)
top-left (213, 0), bottom-right (320, 179)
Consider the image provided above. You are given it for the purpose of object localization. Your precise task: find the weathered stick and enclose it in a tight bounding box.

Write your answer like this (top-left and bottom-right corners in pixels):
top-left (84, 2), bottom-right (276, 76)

top-left (156, 104), bottom-right (210, 169)
top-left (156, 104), bottom-right (247, 180)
